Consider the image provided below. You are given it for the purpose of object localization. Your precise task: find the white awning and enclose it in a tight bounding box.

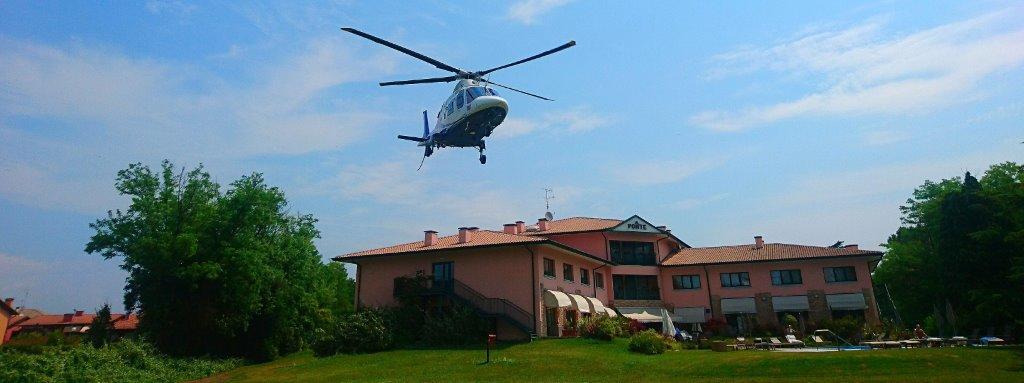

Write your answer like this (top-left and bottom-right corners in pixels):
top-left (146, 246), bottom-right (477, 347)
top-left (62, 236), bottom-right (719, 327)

top-left (543, 290), bottom-right (571, 308)
top-left (617, 307), bottom-right (664, 323)
top-left (568, 294), bottom-right (591, 313)
top-left (672, 307), bottom-right (707, 323)
top-left (773, 295), bottom-right (810, 312)
top-left (827, 293), bottom-right (867, 310)
top-left (605, 307), bottom-right (618, 317)
top-left (721, 297), bottom-right (756, 314)
top-left (585, 296), bottom-right (607, 314)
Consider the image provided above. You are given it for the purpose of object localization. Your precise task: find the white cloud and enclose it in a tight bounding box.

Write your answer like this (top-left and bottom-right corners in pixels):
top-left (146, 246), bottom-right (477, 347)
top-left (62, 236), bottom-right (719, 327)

top-left (0, 36), bottom-right (396, 213)
top-left (507, 0), bottom-right (573, 25)
top-left (692, 8), bottom-right (1024, 131)
top-left (492, 106), bottom-right (613, 138)
top-left (607, 157), bottom-right (727, 186)
top-left (674, 193), bottom-right (729, 210)
top-left (863, 130), bottom-right (908, 146)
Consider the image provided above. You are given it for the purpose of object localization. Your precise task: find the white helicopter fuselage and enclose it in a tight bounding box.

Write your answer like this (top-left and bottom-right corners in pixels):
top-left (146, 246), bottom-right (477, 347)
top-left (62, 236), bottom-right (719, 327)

top-left (426, 79), bottom-right (508, 148)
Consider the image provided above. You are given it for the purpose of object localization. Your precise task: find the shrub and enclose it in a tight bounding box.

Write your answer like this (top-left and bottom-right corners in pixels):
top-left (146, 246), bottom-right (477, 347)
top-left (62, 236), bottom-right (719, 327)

top-left (312, 308), bottom-right (393, 356)
top-left (579, 315), bottom-right (628, 340)
top-left (628, 330), bottom-right (667, 355)
top-left (418, 305), bottom-right (490, 346)
top-left (0, 339), bottom-right (240, 382)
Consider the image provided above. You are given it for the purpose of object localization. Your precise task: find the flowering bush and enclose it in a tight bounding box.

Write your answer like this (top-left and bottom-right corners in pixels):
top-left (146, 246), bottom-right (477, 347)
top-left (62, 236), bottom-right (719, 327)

top-left (628, 330), bottom-right (667, 355)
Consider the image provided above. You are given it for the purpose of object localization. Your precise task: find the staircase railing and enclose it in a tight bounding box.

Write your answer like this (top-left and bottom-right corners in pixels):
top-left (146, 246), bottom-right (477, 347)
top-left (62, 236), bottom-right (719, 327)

top-left (394, 276), bottom-right (534, 333)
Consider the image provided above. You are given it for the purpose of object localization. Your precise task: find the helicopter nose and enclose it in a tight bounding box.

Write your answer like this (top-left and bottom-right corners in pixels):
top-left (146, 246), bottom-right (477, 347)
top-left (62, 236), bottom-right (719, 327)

top-left (470, 96), bottom-right (508, 113)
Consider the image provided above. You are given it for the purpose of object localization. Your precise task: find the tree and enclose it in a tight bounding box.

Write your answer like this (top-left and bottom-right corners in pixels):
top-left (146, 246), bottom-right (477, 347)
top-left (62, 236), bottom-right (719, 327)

top-left (87, 303), bottom-right (115, 348)
top-left (875, 162), bottom-right (1024, 337)
top-left (86, 160), bottom-right (337, 360)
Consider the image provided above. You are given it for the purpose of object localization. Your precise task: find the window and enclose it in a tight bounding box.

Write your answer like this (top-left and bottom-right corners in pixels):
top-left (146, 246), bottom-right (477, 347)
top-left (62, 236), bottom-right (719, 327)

top-left (485, 88), bottom-right (498, 96)
top-left (613, 275), bottom-right (660, 300)
top-left (563, 263), bottom-right (574, 282)
top-left (720, 272), bottom-right (750, 287)
top-left (771, 269), bottom-right (803, 285)
top-left (456, 92), bottom-right (464, 109)
top-left (672, 275), bottom-right (701, 290)
top-left (824, 266), bottom-right (857, 283)
top-left (447, 100), bottom-right (454, 116)
top-left (580, 269), bottom-right (590, 285)
top-left (609, 241), bottom-right (657, 265)
top-left (466, 87), bottom-right (486, 102)
top-left (595, 272), bottom-right (604, 289)
top-left (543, 258), bottom-right (555, 278)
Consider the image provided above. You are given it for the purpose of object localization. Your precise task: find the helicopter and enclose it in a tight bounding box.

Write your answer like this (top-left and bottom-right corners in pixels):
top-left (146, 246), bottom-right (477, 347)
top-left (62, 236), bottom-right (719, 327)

top-left (341, 28), bottom-right (575, 166)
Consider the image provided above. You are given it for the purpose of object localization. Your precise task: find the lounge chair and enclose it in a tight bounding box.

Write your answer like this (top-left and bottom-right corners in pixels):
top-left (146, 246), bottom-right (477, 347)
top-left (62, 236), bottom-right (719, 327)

top-left (980, 337), bottom-right (1005, 346)
top-left (784, 335), bottom-right (805, 347)
top-left (754, 338), bottom-right (774, 350)
top-left (810, 335), bottom-right (826, 344)
top-left (727, 337), bottom-right (748, 351)
top-left (770, 337), bottom-right (799, 348)
top-left (899, 339), bottom-right (921, 348)
top-left (949, 336), bottom-right (967, 347)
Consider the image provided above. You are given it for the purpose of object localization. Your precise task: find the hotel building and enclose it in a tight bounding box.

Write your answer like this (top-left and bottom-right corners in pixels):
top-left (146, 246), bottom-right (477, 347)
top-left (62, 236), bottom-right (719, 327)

top-left (335, 215), bottom-right (883, 340)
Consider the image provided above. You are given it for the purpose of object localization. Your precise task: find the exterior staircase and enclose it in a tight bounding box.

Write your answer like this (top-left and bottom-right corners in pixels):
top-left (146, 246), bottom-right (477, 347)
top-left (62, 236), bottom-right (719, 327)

top-left (394, 276), bottom-right (535, 337)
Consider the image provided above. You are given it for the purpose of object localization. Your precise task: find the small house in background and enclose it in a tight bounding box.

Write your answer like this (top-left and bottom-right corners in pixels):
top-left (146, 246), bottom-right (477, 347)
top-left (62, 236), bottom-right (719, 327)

top-left (1, 299), bottom-right (139, 343)
top-left (0, 298), bottom-right (17, 345)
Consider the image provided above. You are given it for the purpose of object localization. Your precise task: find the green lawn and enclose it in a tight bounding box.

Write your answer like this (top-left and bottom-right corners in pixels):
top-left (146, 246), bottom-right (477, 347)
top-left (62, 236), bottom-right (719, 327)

top-left (199, 339), bottom-right (1024, 383)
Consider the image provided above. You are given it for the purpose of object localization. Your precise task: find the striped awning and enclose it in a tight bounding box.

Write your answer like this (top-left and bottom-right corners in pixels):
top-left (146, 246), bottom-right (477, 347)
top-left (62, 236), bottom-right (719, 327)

top-left (568, 294), bottom-right (591, 313)
top-left (585, 296), bottom-right (607, 314)
top-left (672, 307), bottom-right (707, 323)
top-left (721, 297), bottom-right (756, 314)
top-left (827, 293), bottom-right (867, 310)
top-left (543, 290), bottom-right (571, 308)
top-left (773, 295), bottom-right (810, 312)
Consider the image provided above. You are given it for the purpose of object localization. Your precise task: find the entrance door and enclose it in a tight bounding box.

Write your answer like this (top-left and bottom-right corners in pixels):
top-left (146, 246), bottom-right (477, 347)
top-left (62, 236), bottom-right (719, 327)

top-left (545, 308), bottom-right (559, 337)
top-left (432, 262), bottom-right (453, 290)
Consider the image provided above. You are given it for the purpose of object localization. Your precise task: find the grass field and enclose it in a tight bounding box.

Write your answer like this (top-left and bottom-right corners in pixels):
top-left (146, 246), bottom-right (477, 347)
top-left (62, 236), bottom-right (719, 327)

top-left (199, 338), bottom-right (1024, 383)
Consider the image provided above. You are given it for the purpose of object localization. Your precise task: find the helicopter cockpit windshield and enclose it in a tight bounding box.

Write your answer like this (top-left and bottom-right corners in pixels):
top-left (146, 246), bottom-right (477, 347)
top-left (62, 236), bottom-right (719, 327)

top-left (465, 87), bottom-right (498, 103)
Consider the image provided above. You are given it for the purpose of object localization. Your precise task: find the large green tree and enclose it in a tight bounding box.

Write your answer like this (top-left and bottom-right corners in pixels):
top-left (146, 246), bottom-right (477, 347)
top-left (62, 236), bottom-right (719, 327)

top-left (875, 162), bottom-right (1024, 336)
top-left (86, 161), bottom-right (349, 360)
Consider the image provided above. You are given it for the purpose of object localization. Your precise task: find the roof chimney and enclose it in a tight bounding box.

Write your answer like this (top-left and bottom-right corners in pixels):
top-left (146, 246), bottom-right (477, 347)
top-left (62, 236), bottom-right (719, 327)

top-left (424, 230), bottom-right (438, 246)
top-left (515, 221), bottom-right (525, 234)
top-left (844, 244), bottom-right (859, 251)
top-left (75, 310), bottom-right (84, 316)
top-left (503, 223), bottom-right (517, 234)
top-left (754, 235), bottom-right (764, 248)
top-left (63, 313), bottom-right (73, 322)
top-left (458, 227), bottom-right (473, 243)
top-left (538, 218), bottom-right (549, 231)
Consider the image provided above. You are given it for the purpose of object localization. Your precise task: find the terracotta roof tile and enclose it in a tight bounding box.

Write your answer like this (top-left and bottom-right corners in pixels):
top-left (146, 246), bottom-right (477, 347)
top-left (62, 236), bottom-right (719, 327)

top-left (112, 314), bottom-right (139, 330)
top-left (521, 216), bottom-right (621, 235)
top-left (662, 243), bottom-right (882, 266)
top-left (335, 230), bottom-right (545, 259)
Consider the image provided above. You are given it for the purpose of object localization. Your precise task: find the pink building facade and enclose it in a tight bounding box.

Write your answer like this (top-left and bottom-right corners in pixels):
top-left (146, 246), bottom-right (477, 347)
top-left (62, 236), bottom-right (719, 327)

top-left (336, 215), bottom-right (883, 340)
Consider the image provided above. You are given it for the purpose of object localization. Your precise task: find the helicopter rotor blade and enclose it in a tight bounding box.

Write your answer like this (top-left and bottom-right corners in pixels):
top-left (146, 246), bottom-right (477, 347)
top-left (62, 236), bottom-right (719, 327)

top-left (379, 75), bottom-right (460, 86)
top-left (482, 80), bottom-right (554, 101)
top-left (476, 41), bottom-right (576, 77)
top-left (341, 27), bottom-right (464, 74)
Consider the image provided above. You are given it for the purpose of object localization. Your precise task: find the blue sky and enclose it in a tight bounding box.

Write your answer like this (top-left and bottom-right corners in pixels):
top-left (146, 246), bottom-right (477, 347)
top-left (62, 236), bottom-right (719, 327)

top-left (1, 1), bottom-right (1022, 312)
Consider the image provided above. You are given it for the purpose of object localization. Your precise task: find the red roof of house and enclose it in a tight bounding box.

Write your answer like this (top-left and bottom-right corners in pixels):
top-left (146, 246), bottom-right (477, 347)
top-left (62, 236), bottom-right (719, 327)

top-left (11, 312), bottom-right (139, 331)
top-left (521, 217), bottom-right (622, 235)
top-left (112, 314), bottom-right (139, 331)
top-left (335, 230), bottom-right (546, 259)
top-left (661, 243), bottom-right (882, 266)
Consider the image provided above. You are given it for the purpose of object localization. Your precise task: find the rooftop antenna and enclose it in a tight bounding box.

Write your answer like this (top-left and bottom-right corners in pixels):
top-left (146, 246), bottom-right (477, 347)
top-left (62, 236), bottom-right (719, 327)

top-left (544, 188), bottom-right (555, 221)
